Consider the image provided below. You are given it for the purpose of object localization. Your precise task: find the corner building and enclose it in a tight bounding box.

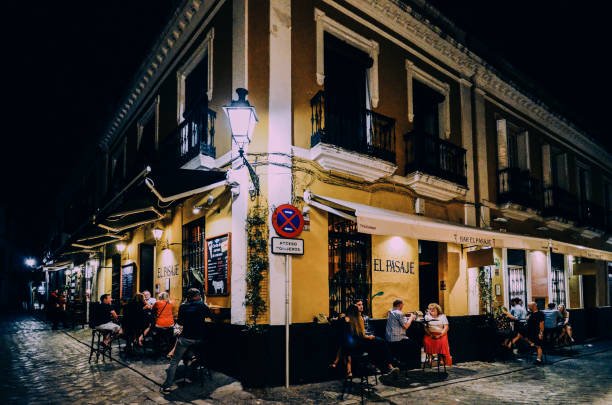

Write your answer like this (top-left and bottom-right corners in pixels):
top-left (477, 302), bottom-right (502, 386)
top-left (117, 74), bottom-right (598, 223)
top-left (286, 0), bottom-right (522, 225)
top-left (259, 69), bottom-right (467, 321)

top-left (44, 0), bottom-right (612, 387)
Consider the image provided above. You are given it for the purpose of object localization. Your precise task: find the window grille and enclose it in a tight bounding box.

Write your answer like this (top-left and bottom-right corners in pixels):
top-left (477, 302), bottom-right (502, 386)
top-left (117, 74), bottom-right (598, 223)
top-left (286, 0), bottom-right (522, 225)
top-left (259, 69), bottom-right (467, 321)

top-left (551, 266), bottom-right (566, 306)
top-left (328, 214), bottom-right (372, 317)
top-left (508, 264), bottom-right (527, 305)
top-left (182, 218), bottom-right (205, 297)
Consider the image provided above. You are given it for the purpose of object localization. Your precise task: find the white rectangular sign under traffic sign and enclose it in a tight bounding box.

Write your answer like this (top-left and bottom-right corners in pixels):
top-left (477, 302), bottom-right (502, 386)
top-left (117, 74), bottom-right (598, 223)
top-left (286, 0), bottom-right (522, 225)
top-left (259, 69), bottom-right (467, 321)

top-left (271, 237), bottom-right (304, 255)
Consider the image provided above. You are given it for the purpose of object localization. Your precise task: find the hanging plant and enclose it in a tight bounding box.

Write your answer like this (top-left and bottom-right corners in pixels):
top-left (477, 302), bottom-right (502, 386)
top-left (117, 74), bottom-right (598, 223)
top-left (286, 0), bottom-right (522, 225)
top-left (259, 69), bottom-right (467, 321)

top-left (244, 203), bottom-right (268, 330)
top-left (478, 266), bottom-right (493, 317)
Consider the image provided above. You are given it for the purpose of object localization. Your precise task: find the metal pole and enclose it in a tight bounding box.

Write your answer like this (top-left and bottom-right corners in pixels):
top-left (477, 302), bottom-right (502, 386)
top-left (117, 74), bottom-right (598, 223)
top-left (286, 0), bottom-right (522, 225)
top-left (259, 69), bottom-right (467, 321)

top-left (285, 253), bottom-right (290, 388)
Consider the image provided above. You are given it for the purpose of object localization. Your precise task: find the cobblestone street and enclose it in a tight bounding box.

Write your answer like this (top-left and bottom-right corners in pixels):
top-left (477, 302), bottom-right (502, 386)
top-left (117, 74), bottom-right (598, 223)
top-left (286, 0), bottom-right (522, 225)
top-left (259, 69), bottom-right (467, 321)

top-left (1, 314), bottom-right (611, 404)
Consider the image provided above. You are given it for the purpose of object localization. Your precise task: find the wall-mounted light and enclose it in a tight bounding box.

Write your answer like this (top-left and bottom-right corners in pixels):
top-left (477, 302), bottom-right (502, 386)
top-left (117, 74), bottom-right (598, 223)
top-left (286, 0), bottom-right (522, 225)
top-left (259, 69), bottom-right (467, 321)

top-left (152, 227), bottom-right (164, 241)
top-left (192, 206), bottom-right (202, 215)
top-left (24, 258), bottom-right (36, 268)
top-left (116, 242), bottom-right (126, 253)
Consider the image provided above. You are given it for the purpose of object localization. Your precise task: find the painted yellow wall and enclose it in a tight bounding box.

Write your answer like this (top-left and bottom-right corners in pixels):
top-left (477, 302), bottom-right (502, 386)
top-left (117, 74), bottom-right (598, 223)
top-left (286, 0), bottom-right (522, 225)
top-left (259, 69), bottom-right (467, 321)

top-left (530, 250), bottom-right (548, 301)
top-left (291, 206), bottom-right (329, 323)
top-left (445, 243), bottom-right (468, 316)
top-left (492, 248), bottom-right (505, 307)
top-left (568, 275), bottom-right (581, 309)
top-left (371, 235), bottom-right (419, 318)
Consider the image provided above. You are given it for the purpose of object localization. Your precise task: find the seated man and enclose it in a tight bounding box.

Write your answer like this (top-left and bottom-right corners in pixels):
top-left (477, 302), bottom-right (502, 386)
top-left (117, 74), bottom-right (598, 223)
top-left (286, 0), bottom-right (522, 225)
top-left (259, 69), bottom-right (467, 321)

top-left (93, 294), bottom-right (122, 345)
top-left (385, 299), bottom-right (420, 369)
top-left (542, 302), bottom-right (563, 343)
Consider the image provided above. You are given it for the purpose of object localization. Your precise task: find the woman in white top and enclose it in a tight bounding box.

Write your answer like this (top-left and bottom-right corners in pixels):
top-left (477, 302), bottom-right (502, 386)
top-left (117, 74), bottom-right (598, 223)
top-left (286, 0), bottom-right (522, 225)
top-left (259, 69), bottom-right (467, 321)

top-left (423, 303), bottom-right (452, 366)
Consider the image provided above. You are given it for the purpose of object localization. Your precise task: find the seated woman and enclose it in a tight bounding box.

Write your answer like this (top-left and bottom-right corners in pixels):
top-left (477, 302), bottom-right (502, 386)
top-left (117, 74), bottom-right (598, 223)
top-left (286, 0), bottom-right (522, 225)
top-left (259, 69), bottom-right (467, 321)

top-left (423, 303), bottom-right (452, 366)
top-left (557, 304), bottom-right (574, 344)
top-left (123, 293), bottom-right (152, 347)
top-left (494, 305), bottom-right (519, 348)
top-left (153, 292), bottom-right (175, 358)
top-left (342, 304), bottom-right (398, 376)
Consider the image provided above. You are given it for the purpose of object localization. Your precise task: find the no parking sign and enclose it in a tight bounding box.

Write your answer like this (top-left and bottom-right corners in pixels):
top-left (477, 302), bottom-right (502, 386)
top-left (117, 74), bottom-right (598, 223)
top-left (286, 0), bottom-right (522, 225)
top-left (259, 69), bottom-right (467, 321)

top-left (272, 204), bottom-right (304, 238)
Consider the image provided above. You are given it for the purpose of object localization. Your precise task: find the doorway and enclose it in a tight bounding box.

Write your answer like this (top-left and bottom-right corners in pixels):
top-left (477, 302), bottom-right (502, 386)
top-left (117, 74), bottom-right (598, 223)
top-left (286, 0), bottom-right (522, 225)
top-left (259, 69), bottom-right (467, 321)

top-left (139, 244), bottom-right (154, 294)
top-left (418, 240), bottom-right (439, 312)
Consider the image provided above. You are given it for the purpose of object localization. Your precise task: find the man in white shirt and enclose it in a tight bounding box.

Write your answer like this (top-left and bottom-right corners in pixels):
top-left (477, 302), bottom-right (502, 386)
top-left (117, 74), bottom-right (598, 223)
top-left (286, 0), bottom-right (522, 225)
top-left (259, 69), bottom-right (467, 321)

top-left (385, 299), bottom-right (420, 369)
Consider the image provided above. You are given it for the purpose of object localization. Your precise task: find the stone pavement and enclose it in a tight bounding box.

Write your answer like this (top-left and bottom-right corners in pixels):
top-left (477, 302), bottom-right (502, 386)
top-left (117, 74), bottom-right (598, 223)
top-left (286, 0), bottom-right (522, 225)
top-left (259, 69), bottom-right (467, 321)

top-left (2, 313), bottom-right (611, 404)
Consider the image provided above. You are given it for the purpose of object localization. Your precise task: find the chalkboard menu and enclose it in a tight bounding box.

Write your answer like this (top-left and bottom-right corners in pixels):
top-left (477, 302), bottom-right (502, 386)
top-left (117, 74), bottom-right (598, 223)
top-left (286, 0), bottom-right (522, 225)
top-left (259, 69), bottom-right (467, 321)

top-left (205, 233), bottom-right (231, 296)
top-left (121, 263), bottom-right (136, 301)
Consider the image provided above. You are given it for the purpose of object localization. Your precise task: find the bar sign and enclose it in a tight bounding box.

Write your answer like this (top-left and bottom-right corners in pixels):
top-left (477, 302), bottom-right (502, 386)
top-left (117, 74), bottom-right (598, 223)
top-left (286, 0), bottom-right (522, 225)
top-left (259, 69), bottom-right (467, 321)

top-left (271, 237), bottom-right (304, 255)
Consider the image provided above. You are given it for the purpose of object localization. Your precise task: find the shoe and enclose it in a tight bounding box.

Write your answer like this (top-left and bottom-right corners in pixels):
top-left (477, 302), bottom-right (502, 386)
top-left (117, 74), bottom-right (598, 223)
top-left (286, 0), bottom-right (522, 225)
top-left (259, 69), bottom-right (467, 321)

top-left (185, 355), bottom-right (197, 367)
top-left (534, 358), bottom-right (543, 365)
top-left (160, 385), bottom-right (177, 394)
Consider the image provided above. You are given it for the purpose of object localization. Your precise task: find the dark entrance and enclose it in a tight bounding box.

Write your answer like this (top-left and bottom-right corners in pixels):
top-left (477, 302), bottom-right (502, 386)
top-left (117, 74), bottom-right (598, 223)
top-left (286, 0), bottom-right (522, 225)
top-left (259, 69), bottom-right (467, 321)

top-left (418, 240), bottom-right (439, 312)
top-left (139, 244), bottom-right (154, 293)
top-left (328, 214), bottom-right (372, 317)
top-left (111, 254), bottom-right (121, 303)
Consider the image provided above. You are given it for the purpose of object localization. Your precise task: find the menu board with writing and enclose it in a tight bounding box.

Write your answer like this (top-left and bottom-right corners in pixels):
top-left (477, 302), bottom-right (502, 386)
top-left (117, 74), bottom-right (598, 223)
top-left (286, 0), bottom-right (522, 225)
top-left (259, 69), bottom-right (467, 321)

top-left (205, 233), bottom-right (231, 296)
top-left (120, 263), bottom-right (136, 301)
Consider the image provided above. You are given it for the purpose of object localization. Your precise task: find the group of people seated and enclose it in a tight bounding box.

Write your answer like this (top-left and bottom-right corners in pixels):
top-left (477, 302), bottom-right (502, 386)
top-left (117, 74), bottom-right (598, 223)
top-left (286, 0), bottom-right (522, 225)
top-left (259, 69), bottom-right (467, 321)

top-left (91, 290), bottom-right (175, 353)
top-left (91, 288), bottom-right (216, 394)
top-left (330, 299), bottom-right (452, 378)
top-left (494, 298), bottom-right (573, 364)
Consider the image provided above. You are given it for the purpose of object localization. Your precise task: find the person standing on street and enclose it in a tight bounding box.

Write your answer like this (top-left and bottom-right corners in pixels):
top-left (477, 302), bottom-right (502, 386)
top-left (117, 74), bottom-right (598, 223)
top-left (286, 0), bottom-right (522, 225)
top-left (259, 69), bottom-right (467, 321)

top-left (526, 302), bottom-right (545, 364)
top-left (161, 288), bottom-right (212, 394)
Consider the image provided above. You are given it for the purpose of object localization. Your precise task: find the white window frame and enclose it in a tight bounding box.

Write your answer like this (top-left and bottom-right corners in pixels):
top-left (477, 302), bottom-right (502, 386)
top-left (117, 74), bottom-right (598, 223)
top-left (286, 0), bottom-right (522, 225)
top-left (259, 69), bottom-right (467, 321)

top-left (176, 28), bottom-right (214, 123)
top-left (496, 118), bottom-right (529, 171)
top-left (137, 96), bottom-right (160, 151)
top-left (314, 8), bottom-right (379, 108)
top-left (406, 60), bottom-right (450, 139)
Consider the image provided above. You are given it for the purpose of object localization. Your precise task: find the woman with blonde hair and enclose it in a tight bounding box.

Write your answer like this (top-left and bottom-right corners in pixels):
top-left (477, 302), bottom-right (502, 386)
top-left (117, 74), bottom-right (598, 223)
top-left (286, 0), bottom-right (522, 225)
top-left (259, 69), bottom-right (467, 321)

top-left (423, 303), bottom-right (452, 366)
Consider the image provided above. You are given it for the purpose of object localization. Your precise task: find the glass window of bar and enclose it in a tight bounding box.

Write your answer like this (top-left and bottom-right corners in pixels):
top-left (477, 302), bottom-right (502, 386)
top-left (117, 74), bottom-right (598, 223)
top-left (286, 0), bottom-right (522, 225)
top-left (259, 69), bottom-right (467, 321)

top-left (551, 253), bottom-right (566, 306)
top-left (182, 218), bottom-right (205, 297)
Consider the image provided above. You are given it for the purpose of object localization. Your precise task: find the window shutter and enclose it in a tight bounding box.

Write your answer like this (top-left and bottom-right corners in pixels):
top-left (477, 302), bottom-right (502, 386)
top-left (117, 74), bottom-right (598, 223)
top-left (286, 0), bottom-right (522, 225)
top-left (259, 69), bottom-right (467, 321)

top-left (542, 144), bottom-right (552, 187)
top-left (517, 131), bottom-right (530, 171)
top-left (496, 119), bottom-right (508, 170)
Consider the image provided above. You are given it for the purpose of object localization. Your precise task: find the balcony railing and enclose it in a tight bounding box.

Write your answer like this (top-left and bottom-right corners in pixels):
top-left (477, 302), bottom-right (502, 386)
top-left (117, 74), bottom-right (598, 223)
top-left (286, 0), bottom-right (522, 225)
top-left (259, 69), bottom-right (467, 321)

top-left (311, 90), bottom-right (396, 163)
top-left (543, 186), bottom-right (578, 222)
top-left (498, 168), bottom-right (541, 210)
top-left (165, 98), bottom-right (216, 168)
top-left (579, 200), bottom-right (606, 231)
top-left (404, 132), bottom-right (467, 186)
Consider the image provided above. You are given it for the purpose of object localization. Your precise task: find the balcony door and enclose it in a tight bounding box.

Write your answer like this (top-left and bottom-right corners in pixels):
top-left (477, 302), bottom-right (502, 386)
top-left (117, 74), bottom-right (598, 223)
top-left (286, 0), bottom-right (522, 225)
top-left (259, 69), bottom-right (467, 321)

top-left (323, 33), bottom-right (370, 152)
top-left (184, 55), bottom-right (208, 119)
top-left (413, 79), bottom-right (445, 139)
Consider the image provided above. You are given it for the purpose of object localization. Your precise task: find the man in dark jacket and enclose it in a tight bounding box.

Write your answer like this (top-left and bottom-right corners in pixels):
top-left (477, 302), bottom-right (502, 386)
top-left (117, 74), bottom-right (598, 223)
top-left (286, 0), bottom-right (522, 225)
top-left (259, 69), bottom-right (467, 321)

top-left (161, 288), bottom-right (212, 393)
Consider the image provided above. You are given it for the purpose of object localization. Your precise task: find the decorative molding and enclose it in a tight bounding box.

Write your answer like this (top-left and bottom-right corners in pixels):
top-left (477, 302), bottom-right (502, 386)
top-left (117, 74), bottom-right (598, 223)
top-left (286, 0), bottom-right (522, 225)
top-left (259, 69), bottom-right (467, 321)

top-left (579, 228), bottom-right (604, 239)
top-left (401, 171), bottom-right (467, 201)
top-left (405, 60), bottom-right (450, 138)
top-left (177, 28), bottom-right (214, 122)
top-left (499, 203), bottom-right (539, 221)
top-left (544, 217), bottom-right (574, 231)
top-left (314, 8), bottom-right (380, 107)
top-left (327, 0), bottom-right (612, 172)
top-left (137, 95), bottom-right (160, 151)
top-left (310, 143), bottom-right (397, 182)
top-left (181, 149), bottom-right (231, 171)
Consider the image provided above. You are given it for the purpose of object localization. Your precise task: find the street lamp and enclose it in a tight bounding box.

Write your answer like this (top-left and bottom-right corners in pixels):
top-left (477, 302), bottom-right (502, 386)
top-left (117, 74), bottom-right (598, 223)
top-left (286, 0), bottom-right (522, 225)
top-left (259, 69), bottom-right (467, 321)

top-left (152, 227), bottom-right (163, 241)
top-left (25, 258), bottom-right (36, 268)
top-left (223, 88), bottom-right (259, 197)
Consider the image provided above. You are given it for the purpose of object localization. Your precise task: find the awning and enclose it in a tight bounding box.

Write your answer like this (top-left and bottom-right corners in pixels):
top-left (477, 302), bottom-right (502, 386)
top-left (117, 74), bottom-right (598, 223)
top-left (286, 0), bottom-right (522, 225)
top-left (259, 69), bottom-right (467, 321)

top-left (71, 222), bottom-right (123, 249)
top-left (551, 240), bottom-right (612, 261)
top-left (144, 169), bottom-right (228, 203)
top-left (305, 192), bottom-right (550, 251)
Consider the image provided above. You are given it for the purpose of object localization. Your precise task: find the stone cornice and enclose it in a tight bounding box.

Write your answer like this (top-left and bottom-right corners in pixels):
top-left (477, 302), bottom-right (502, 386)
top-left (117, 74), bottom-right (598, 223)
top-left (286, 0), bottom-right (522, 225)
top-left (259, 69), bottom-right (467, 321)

top-left (99, 0), bottom-right (217, 151)
top-left (339, 0), bottom-right (612, 171)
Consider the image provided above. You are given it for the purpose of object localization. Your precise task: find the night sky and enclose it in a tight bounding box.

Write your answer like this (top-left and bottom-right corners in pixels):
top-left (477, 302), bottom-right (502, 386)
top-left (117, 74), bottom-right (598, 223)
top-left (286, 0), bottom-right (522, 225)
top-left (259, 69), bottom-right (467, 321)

top-left (2, 0), bottom-right (610, 257)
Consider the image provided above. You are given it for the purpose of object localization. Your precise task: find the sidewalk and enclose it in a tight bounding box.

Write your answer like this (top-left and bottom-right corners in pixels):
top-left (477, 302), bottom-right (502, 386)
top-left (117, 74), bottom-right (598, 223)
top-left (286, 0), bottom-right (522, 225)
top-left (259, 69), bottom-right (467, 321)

top-left (64, 321), bottom-right (612, 404)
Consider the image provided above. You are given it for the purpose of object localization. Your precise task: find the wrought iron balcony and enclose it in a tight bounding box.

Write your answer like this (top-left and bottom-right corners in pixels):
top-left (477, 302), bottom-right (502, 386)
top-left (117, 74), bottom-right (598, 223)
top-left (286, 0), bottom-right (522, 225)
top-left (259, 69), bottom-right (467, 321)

top-left (404, 132), bottom-right (467, 186)
top-left (310, 90), bottom-right (396, 163)
top-left (164, 98), bottom-right (216, 169)
top-left (543, 187), bottom-right (578, 222)
top-left (497, 168), bottom-right (542, 211)
top-left (579, 200), bottom-right (606, 231)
